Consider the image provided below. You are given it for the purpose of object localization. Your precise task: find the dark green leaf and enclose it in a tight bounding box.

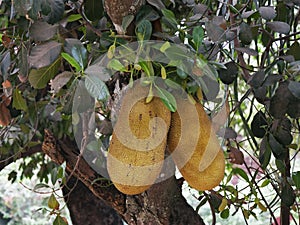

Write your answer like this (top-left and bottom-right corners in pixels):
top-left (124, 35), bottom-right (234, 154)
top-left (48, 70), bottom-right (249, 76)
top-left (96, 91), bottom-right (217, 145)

top-left (8, 171), bottom-right (17, 183)
top-left (53, 215), bottom-right (68, 225)
top-left (281, 183), bottom-right (295, 207)
top-left (13, 88), bottom-right (28, 111)
top-left (164, 46), bottom-right (190, 61)
top-left (193, 26), bottom-right (204, 51)
top-left (48, 193), bottom-right (60, 210)
top-left (29, 57), bottom-right (61, 89)
top-left (19, 45), bottom-right (29, 77)
top-left (146, 0), bottom-right (165, 10)
top-left (267, 21), bottom-right (290, 34)
top-left (251, 111), bottom-right (268, 138)
top-left (161, 9), bottom-right (178, 30)
top-left (220, 208), bottom-right (230, 219)
top-left (269, 82), bottom-right (291, 119)
top-left (136, 5), bottom-right (160, 23)
top-left (30, 21), bottom-right (58, 42)
top-left (259, 7), bottom-right (277, 20)
top-left (206, 21), bottom-right (226, 43)
top-left (248, 70), bottom-right (265, 88)
top-left (136, 20), bottom-right (152, 41)
top-left (29, 41), bottom-right (62, 69)
top-left (235, 47), bottom-right (258, 56)
top-left (288, 81), bottom-right (300, 99)
top-left (232, 168), bottom-right (249, 182)
top-left (42, 0), bottom-right (65, 24)
top-left (269, 133), bottom-right (286, 159)
top-left (33, 183), bottom-right (50, 191)
top-left (259, 137), bottom-right (271, 169)
top-left (292, 171), bottom-right (300, 189)
top-left (274, 117), bottom-right (293, 146)
top-left (1, 51), bottom-right (11, 80)
top-left (13, 0), bottom-right (33, 16)
top-left (218, 61), bottom-right (238, 85)
top-left (85, 74), bottom-right (110, 100)
top-left (85, 65), bottom-right (111, 82)
top-left (84, 0), bottom-right (104, 21)
top-left (239, 22), bottom-right (253, 45)
top-left (71, 46), bottom-right (87, 69)
top-left (286, 42), bottom-right (300, 61)
top-left (50, 71), bottom-right (73, 93)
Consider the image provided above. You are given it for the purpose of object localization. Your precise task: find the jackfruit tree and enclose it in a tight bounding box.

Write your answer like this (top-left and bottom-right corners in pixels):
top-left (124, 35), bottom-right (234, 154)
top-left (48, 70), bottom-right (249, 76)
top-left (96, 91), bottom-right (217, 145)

top-left (1, 0), bottom-right (300, 225)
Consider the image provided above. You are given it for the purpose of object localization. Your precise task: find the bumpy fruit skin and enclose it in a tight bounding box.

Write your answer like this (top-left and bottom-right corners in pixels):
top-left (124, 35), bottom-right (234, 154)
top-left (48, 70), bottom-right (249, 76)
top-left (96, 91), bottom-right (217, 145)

top-left (107, 83), bottom-right (171, 195)
top-left (168, 98), bottom-right (225, 190)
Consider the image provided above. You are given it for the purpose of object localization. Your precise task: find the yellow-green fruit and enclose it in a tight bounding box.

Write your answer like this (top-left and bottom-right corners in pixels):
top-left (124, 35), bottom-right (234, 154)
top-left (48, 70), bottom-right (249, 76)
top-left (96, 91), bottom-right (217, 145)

top-left (168, 98), bottom-right (225, 190)
top-left (107, 83), bottom-right (171, 195)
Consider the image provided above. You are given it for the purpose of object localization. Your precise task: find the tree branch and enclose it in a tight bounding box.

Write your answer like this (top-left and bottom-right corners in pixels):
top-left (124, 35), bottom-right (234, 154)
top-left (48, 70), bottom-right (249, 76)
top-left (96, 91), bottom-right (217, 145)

top-left (42, 130), bottom-right (205, 225)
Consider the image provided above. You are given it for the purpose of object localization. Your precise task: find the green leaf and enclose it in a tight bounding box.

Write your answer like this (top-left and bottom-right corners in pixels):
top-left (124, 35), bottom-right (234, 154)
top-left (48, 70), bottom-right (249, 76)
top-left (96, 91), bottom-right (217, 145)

top-left (281, 183), bottom-right (295, 207)
top-left (61, 53), bottom-right (81, 72)
top-left (29, 21), bottom-right (58, 42)
top-left (33, 183), bottom-right (50, 191)
top-left (220, 208), bottom-right (230, 219)
top-left (42, 0), bottom-right (65, 24)
top-left (161, 9), bottom-right (177, 30)
top-left (160, 41), bottom-right (171, 53)
top-left (29, 57), bottom-right (61, 89)
top-left (260, 179), bottom-right (270, 188)
top-left (48, 193), bottom-right (60, 210)
top-left (268, 133), bottom-right (286, 159)
top-left (13, 88), bottom-right (28, 111)
top-left (136, 20), bottom-right (152, 41)
top-left (135, 5), bottom-right (160, 23)
top-left (239, 22), bottom-right (253, 45)
top-left (288, 81), bottom-right (300, 99)
top-left (267, 21), bottom-right (290, 34)
top-left (71, 46), bottom-right (87, 69)
top-left (292, 171), bottom-right (300, 189)
top-left (139, 61), bottom-right (154, 76)
top-left (85, 74), bottom-right (110, 100)
top-left (51, 167), bottom-right (58, 185)
top-left (67, 14), bottom-right (82, 22)
top-left (29, 41), bottom-right (62, 69)
top-left (164, 46), bottom-right (190, 61)
top-left (155, 86), bottom-right (177, 112)
top-left (164, 79), bottom-right (181, 90)
top-left (53, 215), bottom-right (68, 225)
top-left (84, 0), bottom-right (104, 21)
top-left (259, 139), bottom-right (271, 170)
top-left (122, 15), bottom-right (135, 34)
top-left (107, 59), bottom-right (126, 72)
top-left (193, 26), bottom-right (204, 51)
top-left (85, 65), bottom-right (111, 82)
top-left (232, 168), bottom-right (249, 182)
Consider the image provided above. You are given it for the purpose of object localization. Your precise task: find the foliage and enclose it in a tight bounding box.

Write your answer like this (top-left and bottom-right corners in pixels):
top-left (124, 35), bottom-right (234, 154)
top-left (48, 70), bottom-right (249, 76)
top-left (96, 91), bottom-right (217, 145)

top-left (0, 0), bottom-right (300, 224)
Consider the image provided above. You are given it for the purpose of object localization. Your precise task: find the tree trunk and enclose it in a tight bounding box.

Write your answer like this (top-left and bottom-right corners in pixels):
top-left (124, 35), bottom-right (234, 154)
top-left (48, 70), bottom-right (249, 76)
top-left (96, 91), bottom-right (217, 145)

top-left (63, 176), bottom-right (123, 225)
top-left (42, 130), bottom-right (205, 225)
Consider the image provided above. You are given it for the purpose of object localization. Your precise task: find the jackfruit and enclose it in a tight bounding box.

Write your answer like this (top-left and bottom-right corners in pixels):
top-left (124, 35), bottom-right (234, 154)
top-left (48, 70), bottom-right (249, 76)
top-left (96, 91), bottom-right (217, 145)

top-left (168, 97), bottom-right (225, 190)
top-left (107, 83), bottom-right (171, 195)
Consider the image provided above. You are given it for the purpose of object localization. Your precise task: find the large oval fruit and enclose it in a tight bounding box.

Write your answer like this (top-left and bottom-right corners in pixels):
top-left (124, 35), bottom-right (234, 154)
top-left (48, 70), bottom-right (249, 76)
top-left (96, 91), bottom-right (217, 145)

top-left (107, 83), bottom-right (171, 195)
top-left (168, 97), bottom-right (225, 190)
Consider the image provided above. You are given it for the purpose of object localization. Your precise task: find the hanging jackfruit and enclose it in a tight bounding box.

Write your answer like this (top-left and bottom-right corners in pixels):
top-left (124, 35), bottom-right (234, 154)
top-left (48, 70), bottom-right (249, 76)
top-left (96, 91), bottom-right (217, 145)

top-left (107, 83), bottom-right (171, 195)
top-left (168, 97), bottom-right (225, 190)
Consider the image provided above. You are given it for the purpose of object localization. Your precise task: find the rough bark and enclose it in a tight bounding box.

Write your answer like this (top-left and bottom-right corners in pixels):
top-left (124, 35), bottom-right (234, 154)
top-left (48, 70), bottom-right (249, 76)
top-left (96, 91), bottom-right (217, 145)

top-left (42, 130), bottom-right (205, 225)
top-left (63, 176), bottom-right (123, 225)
